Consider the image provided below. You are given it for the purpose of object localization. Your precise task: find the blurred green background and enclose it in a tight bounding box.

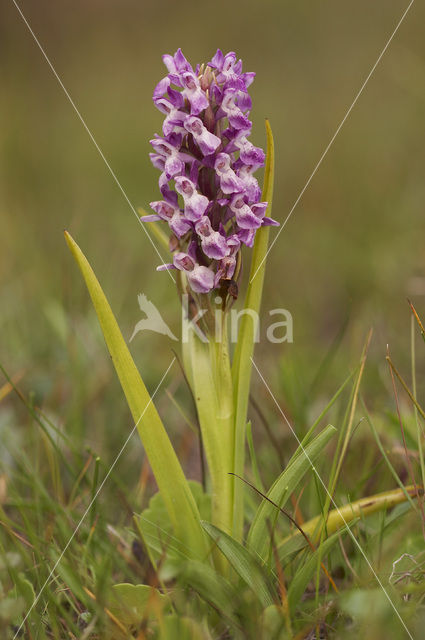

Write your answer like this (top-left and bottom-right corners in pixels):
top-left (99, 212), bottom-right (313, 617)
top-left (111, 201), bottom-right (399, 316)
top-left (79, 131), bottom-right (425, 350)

top-left (1, 0), bottom-right (425, 470)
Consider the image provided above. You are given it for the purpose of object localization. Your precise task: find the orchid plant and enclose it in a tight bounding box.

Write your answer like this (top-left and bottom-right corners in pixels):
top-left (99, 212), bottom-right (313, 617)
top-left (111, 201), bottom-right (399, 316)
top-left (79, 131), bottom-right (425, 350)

top-left (64, 49), bottom-right (419, 637)
top-left (67, 47), bottom-right (278, 558)
top-left (142, 48), bottom-right (279, 543)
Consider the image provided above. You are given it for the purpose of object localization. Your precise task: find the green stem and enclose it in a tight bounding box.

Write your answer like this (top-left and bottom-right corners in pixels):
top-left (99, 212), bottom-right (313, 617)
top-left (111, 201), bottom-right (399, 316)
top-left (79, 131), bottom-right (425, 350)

top-left (189, 322), bottom-right (234, 539)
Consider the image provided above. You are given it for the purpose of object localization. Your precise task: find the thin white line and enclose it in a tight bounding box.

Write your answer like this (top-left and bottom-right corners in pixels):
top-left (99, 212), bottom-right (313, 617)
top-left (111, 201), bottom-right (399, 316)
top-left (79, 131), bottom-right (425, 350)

top-left (251, 356), bottom-right (414, 640)
top-left (251, 0), bottom-right (415, 284)
top-left (13, 357), bottom-right (176, 639)
top-left (11, 0), bottom-right (175, 281)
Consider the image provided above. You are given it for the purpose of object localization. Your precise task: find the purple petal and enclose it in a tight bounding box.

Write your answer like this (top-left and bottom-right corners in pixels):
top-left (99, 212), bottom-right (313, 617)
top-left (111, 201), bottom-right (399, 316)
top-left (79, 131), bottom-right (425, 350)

top-left (220, 91), bottom-right (252, 130)
top-left (140, 214), bottom-right (160, 222)
top-left (251, 202), bottom-right (268, 220)
top-left (173, 252), bottom-right (195, 271)
top-left (169, 214), bottom-right (191, 237)
top-left (189, 89), bottom-right (209, 115)
top-left (195, 217), bottom-right (230, 260)
top-left (209, 49), bottom-right (224, 70)
top-left (184, 116), bottom-right (221, 156)
top-left (215, 52), bottom-right (237, 83)
top-left (233, 59), bottom-right (242, 74)
top-left (188, 266), bottom-right (215, 293)
top-left (236, 91), bottom-right (252, 112)
top-left (153, 77), bottom-right (170, 99)
top-left (242, 72), bottom-right (256, 87)
top-left (149, 200), bottom-right (191, 237)
top-left (237, 228), bottom-right (256, 247)
top-left (174, 176), bottom-right (196, 197)
top-left (160, 184), bottom-right (179, 207)
top-left (189, 159), bottom-right (201, 185)
top-left (154, 97), bottom-right (174, 115)
top-left (237, 166), bottom-right (261, 202)
top-left (167, 87), bottom-right (184, 108)
top-left (162, 54), bottom-right (176, 74)
top-left (164, 155), bottom-right (184, 178)
top-left (174, 176), bottom-right (209, 221)
top-left (235, 136), bottom-right (265, 166)
top-left (187, 239), bottom-right (199, 262)
top-left (186, 195), bottom-right (209, 221)
top-left (174, 48), bottom-right (192, 73)
top-left (149, 200), bottom-right (175, 219)
top-left (262, 216), bottom-right (279, 227)
top-left (230, 195), bottom-right (262, 230)
top-left (226, 233), bottom-right (241, 255)
top-left (157, 262), bottom-right (176, 271)
top-left (149, 153), bottom-right (165, 171)
top-left (214, 153), bottom-right (244, 194)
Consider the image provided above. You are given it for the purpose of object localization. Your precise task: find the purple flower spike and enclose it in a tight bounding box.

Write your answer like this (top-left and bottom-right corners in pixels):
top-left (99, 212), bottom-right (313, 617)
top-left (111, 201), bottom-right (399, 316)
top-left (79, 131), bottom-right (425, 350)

top-left (144, 48), bottom-right (279, 296)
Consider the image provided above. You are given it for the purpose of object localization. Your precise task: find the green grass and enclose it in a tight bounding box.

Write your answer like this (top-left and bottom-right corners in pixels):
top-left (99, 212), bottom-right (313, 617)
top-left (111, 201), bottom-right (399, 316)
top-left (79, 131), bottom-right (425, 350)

top-left (1, 314), bottom-right (425, 638)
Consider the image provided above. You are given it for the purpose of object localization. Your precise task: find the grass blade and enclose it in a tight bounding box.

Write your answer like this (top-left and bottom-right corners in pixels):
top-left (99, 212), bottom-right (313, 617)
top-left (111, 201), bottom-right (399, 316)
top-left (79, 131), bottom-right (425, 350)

top-left (201, 521), bottom-right (278, 608)
top-left (248, 425), bottom-right (336, 561)
top-left (286, 526), bottom-right (353, 612)
top-left (181, 560), bottom-right (239, 618)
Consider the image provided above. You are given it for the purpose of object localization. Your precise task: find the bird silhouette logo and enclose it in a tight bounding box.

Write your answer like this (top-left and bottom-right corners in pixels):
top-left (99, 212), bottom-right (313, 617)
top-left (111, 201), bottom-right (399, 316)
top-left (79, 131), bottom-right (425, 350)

top-left (129, 294), bottom-right (178, 342)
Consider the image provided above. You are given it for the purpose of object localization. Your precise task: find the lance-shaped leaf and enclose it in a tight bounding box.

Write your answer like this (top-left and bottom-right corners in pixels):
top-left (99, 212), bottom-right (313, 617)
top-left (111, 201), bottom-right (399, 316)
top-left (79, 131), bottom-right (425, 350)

top-left (231, 119), bottom-right (275, 540)
top-left (181, 560), bottom-right (239, 618)
top-left (248, 425), bottom-right (336, 561)
top-left (287, 524), bottom-right (356, 613)
top-left (65, 232), bottom-right (207, 560)
top-left (201, 521), bottom-right (278, 608)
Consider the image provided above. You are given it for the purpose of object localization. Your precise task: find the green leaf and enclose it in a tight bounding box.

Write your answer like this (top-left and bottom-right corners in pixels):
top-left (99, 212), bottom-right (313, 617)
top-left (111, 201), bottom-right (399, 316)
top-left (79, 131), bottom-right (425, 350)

top-left (248, 424), bottom-right (337, 561)
top-left (339, 588), bottom-right (391, 626)
top-left (157, 615), bottom-right (213, 640)
top-left (109, 583), bottom-right (169, 626)
top-left (135, 481), bottom-right (211, 574)
top-left (261, 605), bottom-right (290, 640)
top-left (13, 574), bottom-right (35, 608)
top-left (64, 232), bottom-right (207, 560)
top-left (231, 120), bottom-right (275, 540)
top-left (287, 524), bottom-right (356, 612)
top-left (201, 521), bottom-right (278, 608)
top-left (0, 597), bottom-right (25, 624)
top-left (181, 560), bottom-right (239, 617)
top-left (276, 531), bottom-right (310, 565)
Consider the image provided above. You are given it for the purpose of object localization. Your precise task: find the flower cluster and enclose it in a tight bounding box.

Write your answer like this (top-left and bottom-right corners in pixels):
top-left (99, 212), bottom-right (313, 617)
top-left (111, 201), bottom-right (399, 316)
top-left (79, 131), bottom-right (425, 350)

top-left (142, 48), bottom-right (278, 295)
